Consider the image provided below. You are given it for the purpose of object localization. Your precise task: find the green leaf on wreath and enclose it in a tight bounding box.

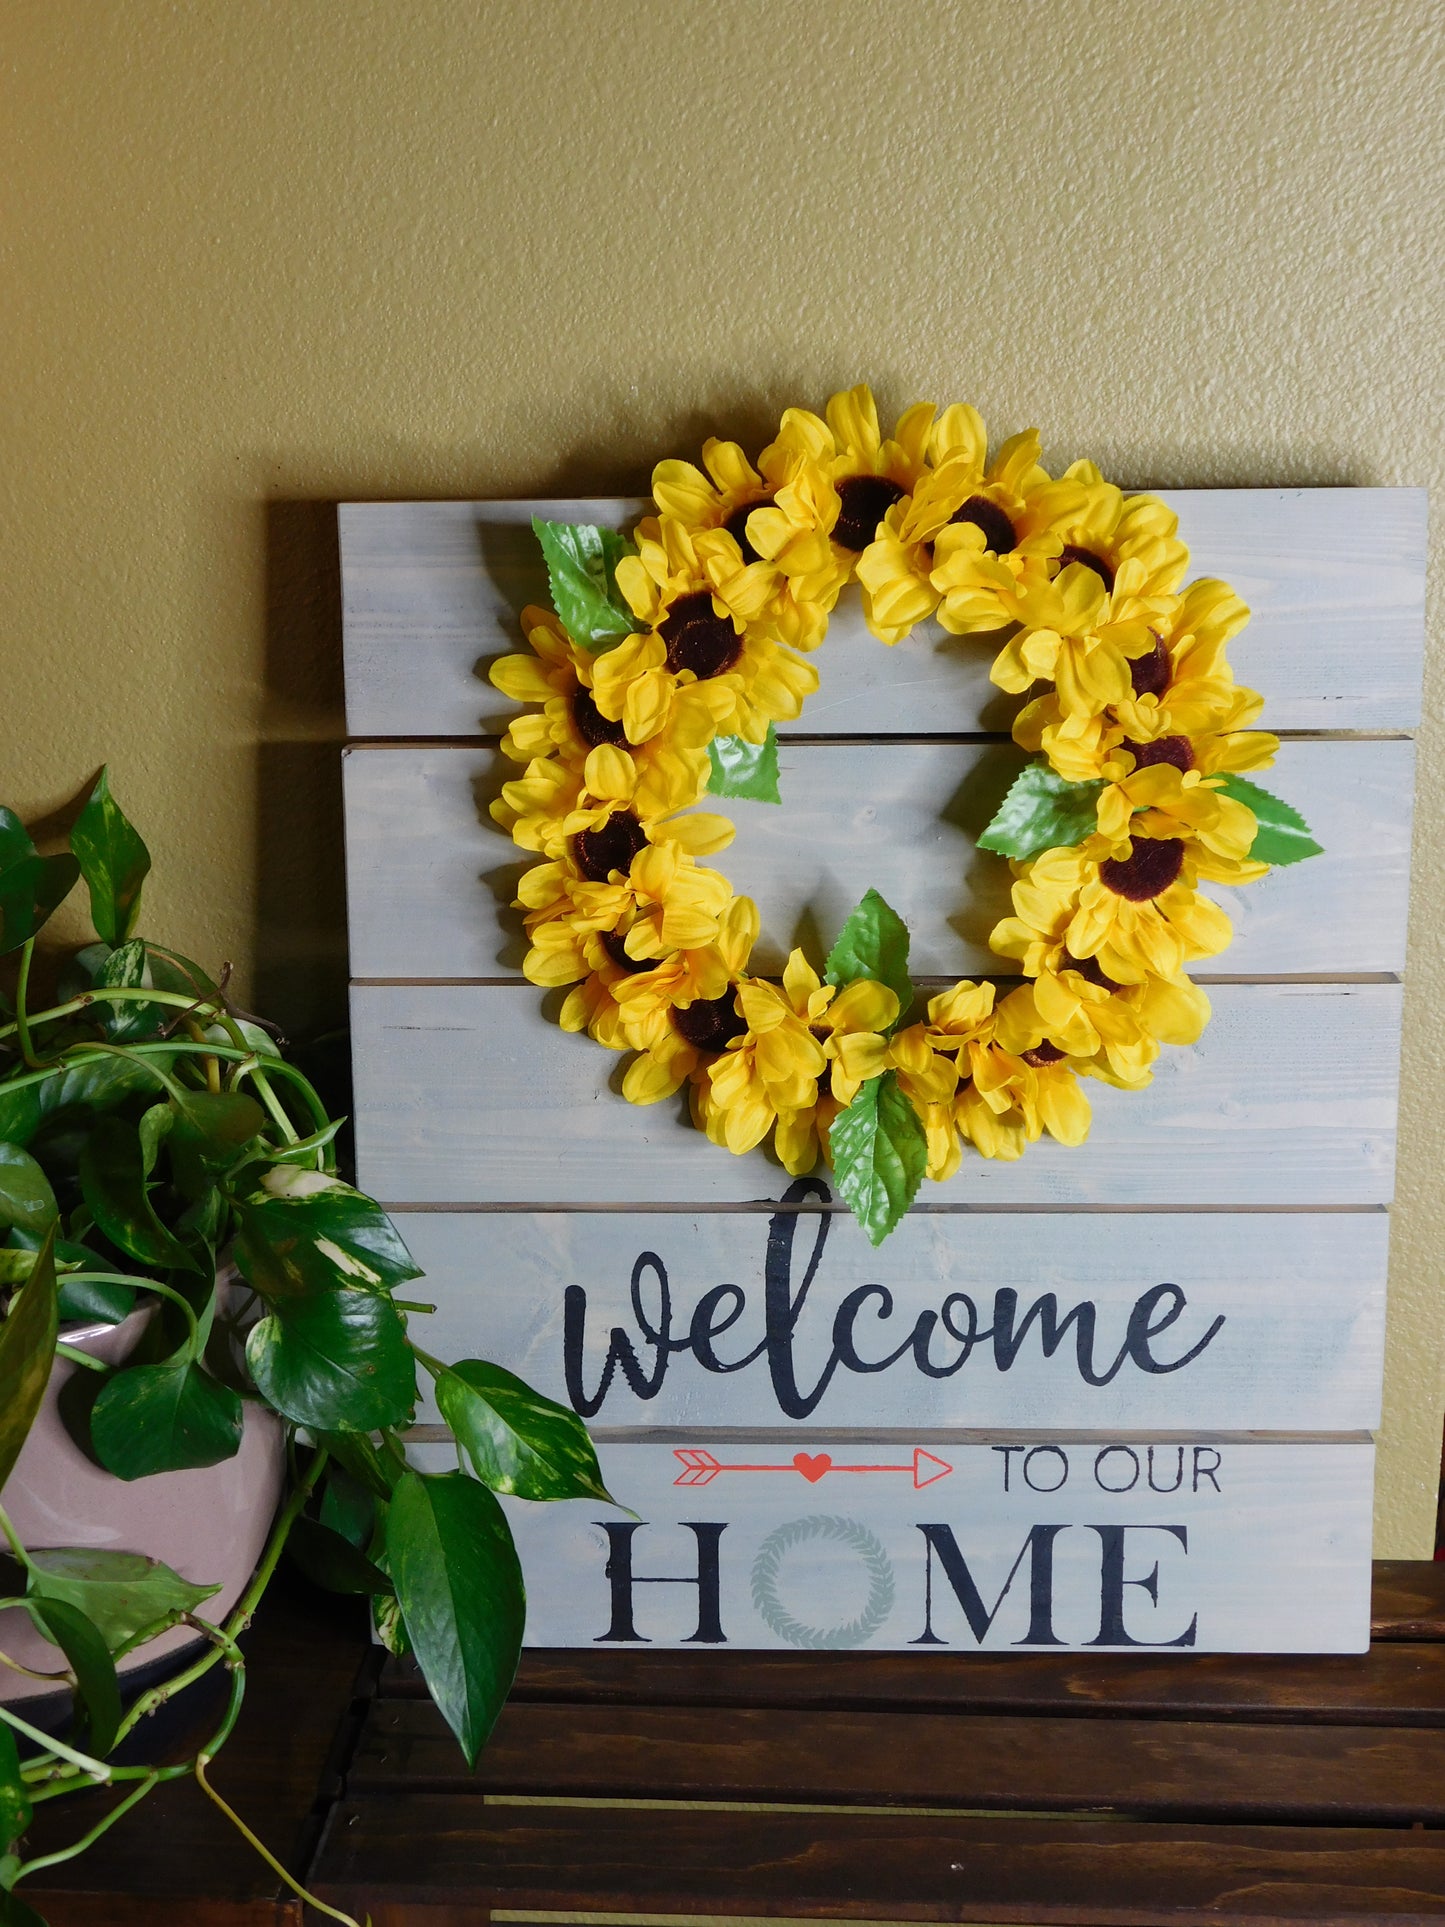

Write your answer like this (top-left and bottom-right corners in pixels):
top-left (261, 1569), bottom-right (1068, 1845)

top-left (532, 518), bottom-right (638, 653)
top-left (1213, 774), bottom-right (1323, 867)
top-left (977, 761), bottom-right (1104, 861)
top-left (825, 889), bottom-right (913, 1026)
top-left (707, 725), bottom-right (781, 803)
top-left (829, 1069), bottom-right (927, 1247)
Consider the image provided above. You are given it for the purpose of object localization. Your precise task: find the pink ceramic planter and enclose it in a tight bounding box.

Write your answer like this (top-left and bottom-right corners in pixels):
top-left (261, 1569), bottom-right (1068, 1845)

top-left (0, 1300), bottom-right (286, 1705)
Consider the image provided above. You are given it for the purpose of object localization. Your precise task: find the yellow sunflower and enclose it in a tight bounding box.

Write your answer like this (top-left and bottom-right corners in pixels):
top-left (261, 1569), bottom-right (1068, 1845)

top-left (768, 384), bottom-right (936, 558)
top-left (492, 743), bottom-right (732, 864)
top-left (990, 976), bottom-right (1157, 1089)
top-left (1000, 838), bottom-right (1235, 985)
top-left (990, 558), bottom-right (1175, 719)
top-left (856, 414), bottom-right (1065, 645)
top-left (650, 436), bottom-right (849, 652)
top-left (516, 835), bottom-right (736, 994)
top-left (1037, 463), bottom-right (1190, 604)
top-left (1011, 574), bottom-right (1276, 782)
top-left (696, 951), bottom-right (906, 1174)
top-left (608, 517), bottom-right (820, 744)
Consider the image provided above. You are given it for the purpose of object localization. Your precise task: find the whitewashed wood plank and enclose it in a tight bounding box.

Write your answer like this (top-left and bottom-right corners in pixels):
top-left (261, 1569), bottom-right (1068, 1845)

top-left (350, 981), bottom-right (1401, 1207)
top-left (400, 1208), bottom-right (1386, 1434)
top-left (408, 1437), bottom-right (1375, 1652)
top-left (343, 737), bottom-right (1414, 981)
top-left (339, 490), bottom-right (1425, 737)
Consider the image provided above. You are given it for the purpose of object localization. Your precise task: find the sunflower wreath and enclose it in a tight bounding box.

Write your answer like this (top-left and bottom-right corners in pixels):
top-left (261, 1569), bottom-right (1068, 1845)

top-left (488, 386), bottom-right (1321, 1245)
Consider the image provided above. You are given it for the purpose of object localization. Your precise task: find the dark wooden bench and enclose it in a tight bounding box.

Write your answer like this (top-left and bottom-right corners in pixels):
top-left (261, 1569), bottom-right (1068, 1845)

top-left (24, 1561), bottom-right (1445, 1924)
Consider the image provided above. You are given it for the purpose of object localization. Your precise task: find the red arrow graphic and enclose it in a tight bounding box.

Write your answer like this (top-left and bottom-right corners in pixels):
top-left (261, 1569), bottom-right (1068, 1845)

top-left (672, 1447), bottom-right (952, 1489)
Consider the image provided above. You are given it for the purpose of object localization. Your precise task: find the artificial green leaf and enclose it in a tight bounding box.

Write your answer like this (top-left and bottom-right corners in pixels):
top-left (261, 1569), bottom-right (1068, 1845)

top-left (0, 1148), bottom-right (57, 1238)
top-left (0, 1231), bottom-right (57, 1493)
top-left (25, 1547), bottom-right (219, 1653)
top-left (0, 1055), bottom-right (156, 1150)
top-left (167, 1091), bottom-right (264, 1199)
top-left (825, 888), bottom-right (914, 1025)
top-left (436, 1359), bottom-right (611, 1502)
top-left (78, 1117), bottom-right (199, 1274)
top-left (69, 768), bottom-right (151, 946)
top-left (977, 761), bottom-right (1105, 860)
top-left (0, 1721), bottom-right (29, 1854)
top-left (829, 1070), bottom-right (927, 1247)
top-left (234, 1182), bottom-right (422, 1299)
top-left (707, 726), bottom-right (781, 804)
top-left (531, 518), bottom-right (637, 653)
top-left (286, 1513), bottom-right (394, 1596)
top-left (89, 941), bottom-right (163, 1043)
top-left (246, 1288), bottom-right (415, 1432)
top-left (23, 1595), bottom-right (121, 1755)
top-left (90, 1358), bottom-right (243, 1480)
top-left (0, 807), bottom-right (79, 957)
top-left (1214, 774), bottom-right (1324, 867)
top-left (385, 1471), bottom-right (525, 1768)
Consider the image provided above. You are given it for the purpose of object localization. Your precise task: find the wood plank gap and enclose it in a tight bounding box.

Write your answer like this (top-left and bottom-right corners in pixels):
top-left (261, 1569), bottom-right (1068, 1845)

top-left (379, 1200), bottom-right (1390, 1217)
top-left (349, 972), bottom-right (1401, 989)
top-left (345, 727), bottom-right (1415, 749)
top-left (402, 1425), bottom-right (1373, 1447)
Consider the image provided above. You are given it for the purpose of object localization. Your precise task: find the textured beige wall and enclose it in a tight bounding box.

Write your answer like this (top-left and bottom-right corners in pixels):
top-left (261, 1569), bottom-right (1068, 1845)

top-left (3, 0), bottom-right (1441, 1550)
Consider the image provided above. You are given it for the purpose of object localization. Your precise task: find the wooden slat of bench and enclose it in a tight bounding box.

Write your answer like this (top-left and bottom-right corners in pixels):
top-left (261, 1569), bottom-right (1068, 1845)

top-left (380, 1642), bottom-right (1445, 1726)
top-left (310, 1798), bottom-right (1445, 1925)
top-left (1372, 1560), bottom-right (1445, 1640)
top-left (347, 1698), bottom-right (1445, 1825)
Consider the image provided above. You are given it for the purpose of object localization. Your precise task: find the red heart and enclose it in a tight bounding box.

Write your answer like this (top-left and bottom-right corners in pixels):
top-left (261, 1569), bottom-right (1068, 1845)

top-left (794, 1452), bottom-right (832, 1484)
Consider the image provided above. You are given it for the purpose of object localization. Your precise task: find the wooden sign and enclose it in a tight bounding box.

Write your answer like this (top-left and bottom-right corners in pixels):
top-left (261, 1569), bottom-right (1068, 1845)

top-left (340, 488), bottom-right (1425, 1653)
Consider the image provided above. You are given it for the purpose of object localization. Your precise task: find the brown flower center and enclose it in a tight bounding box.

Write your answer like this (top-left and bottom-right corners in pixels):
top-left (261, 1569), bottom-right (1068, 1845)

top-left (1064, 950), bottom-right (1122, 991)
top-left (600, 932), bottom-right (651, 974)
top-left (833, 474), bottom-right (906, 551)
top-left (570, 686), bottom-right (627, 749)
top-left (1126, 733), bottom-right (1193, 773)
top-left (659, 591), bottom-right (744, 680)
top-left (671, 991), bottom-right (747, 1054)
top-left (721, 497), bottom-right (769, 566)
top-left (949, 494), bottom-right (1017, 555)
top-left (1058, 543), bottom-right (1116, 592)
top-left (573, 810), bottom-right (647, 883)
top-left (1129, 633), bottom-right (1172, 697)
top-left (1099, 837), bottom-right (1185, 902)
top-left (1021, 1041), bottom-right (1066, 1067)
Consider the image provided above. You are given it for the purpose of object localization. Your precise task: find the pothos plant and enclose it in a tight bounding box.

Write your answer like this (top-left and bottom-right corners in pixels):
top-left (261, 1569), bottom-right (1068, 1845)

top-left (0, 771), bottom-right (610, 1927)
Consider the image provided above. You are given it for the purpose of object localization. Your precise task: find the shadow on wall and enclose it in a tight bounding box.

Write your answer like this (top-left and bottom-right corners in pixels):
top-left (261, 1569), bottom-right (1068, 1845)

top-left (257, 501), bottom-right (348, 1056)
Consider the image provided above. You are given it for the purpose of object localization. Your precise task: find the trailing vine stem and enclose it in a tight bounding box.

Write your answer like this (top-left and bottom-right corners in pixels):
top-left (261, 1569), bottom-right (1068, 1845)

top-left (3, 1448), bottom-right (359, 1924)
